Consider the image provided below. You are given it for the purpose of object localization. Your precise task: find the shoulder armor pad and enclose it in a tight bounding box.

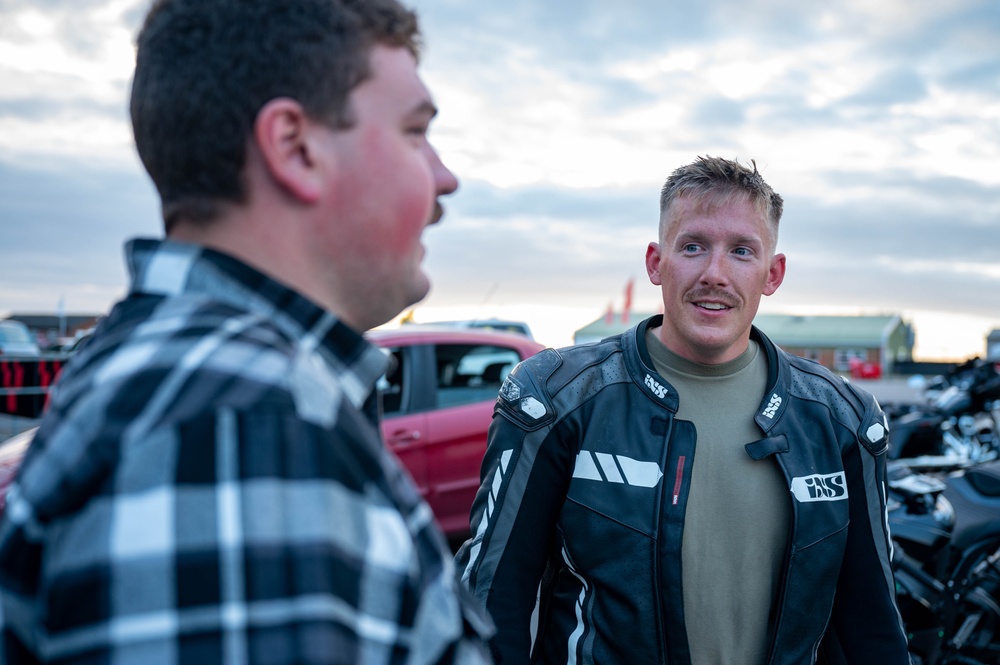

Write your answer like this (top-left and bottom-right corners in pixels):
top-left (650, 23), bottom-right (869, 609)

top-left (859, 409), bottom-right (889, 456)
top-left (527, 348), bottom-right (563, 378)
top-left (855, 389), bottom-right (889, 456)
top-left (496, 349), bottom-right (560, 431)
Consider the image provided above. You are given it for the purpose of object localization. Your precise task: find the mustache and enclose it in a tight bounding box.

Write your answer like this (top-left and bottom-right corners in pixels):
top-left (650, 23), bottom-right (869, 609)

top-left (429, 200), bottom-right (444, 225)
top-left (687, 288), bottom-right (740, 308)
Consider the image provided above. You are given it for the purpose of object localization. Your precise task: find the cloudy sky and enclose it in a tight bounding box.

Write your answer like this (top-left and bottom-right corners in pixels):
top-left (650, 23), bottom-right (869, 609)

top-left (1, 0), bottom-right (998, 358)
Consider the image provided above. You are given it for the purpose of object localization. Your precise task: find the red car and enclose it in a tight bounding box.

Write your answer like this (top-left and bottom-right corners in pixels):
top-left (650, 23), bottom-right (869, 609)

top-left (0, 327), bottom-right (544, 542)
top-left (369, 326), bottom-right (545, 540)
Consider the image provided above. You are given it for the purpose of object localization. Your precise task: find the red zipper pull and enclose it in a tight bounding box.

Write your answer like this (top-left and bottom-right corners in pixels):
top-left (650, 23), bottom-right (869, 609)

top-left (672, 455), bottom-right (686, 505)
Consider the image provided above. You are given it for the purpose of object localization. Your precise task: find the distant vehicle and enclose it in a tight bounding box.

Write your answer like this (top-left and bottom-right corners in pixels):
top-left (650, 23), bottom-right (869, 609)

top-left (64, 327), bottom-right (96, 354)
top-left (0, 327), bottom-right (545, 543)
top-left (0, 321), bottom-right (40, 357)
top-left (405, 318), bottom-right (535, 340)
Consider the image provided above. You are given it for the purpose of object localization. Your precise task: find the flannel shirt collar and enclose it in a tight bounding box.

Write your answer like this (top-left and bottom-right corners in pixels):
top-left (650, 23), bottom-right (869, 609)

top-left (124, 238), bottom-right (389, 410)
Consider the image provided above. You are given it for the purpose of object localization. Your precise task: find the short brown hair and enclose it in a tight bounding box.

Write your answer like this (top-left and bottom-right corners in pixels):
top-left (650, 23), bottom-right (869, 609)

top-left (130, 0), bottom-right (421, 231)
top-left (659, 156), bottom-right (784, 250)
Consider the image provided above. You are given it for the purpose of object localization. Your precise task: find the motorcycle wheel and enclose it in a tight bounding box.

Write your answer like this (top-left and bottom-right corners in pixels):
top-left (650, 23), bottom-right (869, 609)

top-left (939, 537), bottom-right (1000, 665)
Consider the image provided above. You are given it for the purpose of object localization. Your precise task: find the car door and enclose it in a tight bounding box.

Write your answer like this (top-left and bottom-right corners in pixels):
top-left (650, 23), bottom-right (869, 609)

top-left (379, 344), bottom-right (432, 498)
top-left (423, 343), bottom-right (524, 538)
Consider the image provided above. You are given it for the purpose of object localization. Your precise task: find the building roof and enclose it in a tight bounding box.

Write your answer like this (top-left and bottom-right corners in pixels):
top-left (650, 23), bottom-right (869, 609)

top-left (574, 312), bottom-right (906, 348)
top-left (574, 312), bottom-right (659, 344)
top-left (752, 314), bottom-right (903, 347)
top-left (3, 314), bottom-right (102, 332)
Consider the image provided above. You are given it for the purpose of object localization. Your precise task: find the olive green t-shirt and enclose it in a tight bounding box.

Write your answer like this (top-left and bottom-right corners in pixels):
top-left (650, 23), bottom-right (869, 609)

top-left (646, 330), bottom-right (791, 665)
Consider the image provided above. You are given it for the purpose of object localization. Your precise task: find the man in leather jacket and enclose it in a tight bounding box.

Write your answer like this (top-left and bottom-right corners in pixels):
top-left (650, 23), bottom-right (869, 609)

top-left (456, 156), bottom-right (911, 664)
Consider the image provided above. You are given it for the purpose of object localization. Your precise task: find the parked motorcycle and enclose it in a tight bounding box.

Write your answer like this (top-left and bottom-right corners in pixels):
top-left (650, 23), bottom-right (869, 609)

top-left (887, 359), bottom-right (1000, 464)
top-left (888, 458), bottom-right (1000, 664)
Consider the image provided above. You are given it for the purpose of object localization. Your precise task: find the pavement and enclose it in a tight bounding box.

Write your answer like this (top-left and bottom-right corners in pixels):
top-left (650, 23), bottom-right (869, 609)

top-left (849, 378), bottom-right (926, 406)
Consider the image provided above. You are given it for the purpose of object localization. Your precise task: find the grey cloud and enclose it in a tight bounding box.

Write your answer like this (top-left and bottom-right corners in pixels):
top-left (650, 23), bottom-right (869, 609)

top-left (940, 56), bottom-right (1000, 92)
top-left (590, 77), bottom-right (661, 114)
top-left (778, 259), bottom-right (1000, 319)
top-left (423, 179), bottom-right (656, 305)
top-left (748, 96), bottom-right (842, 131)
top-left (412, 0), bottom-right (716, 66)
top-left (0, 159), bottom-right (159, 290)
top-left (823, 169), bottom-right (997, 200)
top-left (0, 94), bottom-right (125, 122)
top-left (688, 96), bottom-right (746, 128)
top-left (423, 219), bottom-right (645, 309)
top-left (781, 189), bottom-right (1000, 267)
top-left (450, 179), bottom-right (654, 229)
top-left (413, 2), bottom-right (712, 124)
top-left (0, 0), bottom-right (110, 9)
top-left (738, 65), bottom-right (858, 131)
top-left (1, 0), bottom-right (142, 58)
top-left (423, 173), bottom-right (1000, 317)
top-left (874, 0), bottom-right (999, 55)
top-left (848, 2), bottom-right (998, 99)
top-left (842, 68), bottom-right (928, 107)
top-left (413, 0), bottom-right (954, 153)
top-left (121, 0), bottom-right (150, 28)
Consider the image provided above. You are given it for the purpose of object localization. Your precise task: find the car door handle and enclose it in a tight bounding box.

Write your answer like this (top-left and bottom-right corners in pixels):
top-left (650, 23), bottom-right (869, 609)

top-left (388, 429), bottom-right (422, 445)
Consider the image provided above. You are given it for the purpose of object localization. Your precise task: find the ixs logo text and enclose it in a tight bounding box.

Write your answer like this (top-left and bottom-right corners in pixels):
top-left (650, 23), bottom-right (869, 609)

top-left (790, 472), bottom-right (848, 502)
top-left (645, 374), bottom-right (668, 399)
top-left (761, 393), bottom-right (782, 419)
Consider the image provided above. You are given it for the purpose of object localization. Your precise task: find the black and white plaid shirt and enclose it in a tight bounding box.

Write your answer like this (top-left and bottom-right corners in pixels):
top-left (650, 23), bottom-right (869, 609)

top-left (0, 238), bottom-right (492, 664)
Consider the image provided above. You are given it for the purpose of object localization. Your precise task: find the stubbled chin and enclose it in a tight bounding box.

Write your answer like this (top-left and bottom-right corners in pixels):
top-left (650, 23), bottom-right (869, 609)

top-left (409, 270), bottom-right (431, 303)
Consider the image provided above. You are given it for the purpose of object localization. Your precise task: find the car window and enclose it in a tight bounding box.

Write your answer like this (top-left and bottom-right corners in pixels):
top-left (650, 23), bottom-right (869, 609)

top-left (436, 344), bottom-right (520, 409)
top-left (377, 348), bottom-right (406, 415)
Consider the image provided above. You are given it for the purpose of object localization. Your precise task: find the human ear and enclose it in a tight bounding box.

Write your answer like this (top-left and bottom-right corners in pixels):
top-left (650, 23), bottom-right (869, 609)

top-left (763, 253), bottom-right (786, 296)
top-left (253, 98), bottom-right (322, 204)
top-left (645, 242), bottom-right (663, 286)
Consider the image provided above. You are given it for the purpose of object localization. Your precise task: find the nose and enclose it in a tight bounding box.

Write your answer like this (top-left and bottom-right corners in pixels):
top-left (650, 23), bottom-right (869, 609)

top-left (426, 145), bottom-right (458, 226)
top-left (700, 250), bottom-right (729, 286)
top-left (430, 145), bottom-right (459, 197)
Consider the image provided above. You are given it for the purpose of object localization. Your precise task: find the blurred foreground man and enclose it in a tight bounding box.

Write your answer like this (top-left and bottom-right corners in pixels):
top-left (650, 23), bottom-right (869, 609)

top-left (457, 156), bottom-right (911, 664)
top-left (0, 1), bottom-right (492, 662)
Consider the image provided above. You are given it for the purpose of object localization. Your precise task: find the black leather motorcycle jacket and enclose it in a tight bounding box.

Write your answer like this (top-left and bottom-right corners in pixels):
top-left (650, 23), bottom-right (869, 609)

top-left (456, 316), bottom-right (910, 665)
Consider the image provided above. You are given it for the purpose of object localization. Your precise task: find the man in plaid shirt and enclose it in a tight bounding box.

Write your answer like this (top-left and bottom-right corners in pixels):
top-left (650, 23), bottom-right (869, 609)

top-left (0, 1), bottom-right (492, 663)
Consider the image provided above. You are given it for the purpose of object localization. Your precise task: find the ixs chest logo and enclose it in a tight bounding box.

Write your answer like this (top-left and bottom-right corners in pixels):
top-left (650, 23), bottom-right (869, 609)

top-left (761, 393), bottom-right (782, 419)
top-left (645, 374), bottom-right (668, 399)
top-left (790, 472), bottom-right (848, 502)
